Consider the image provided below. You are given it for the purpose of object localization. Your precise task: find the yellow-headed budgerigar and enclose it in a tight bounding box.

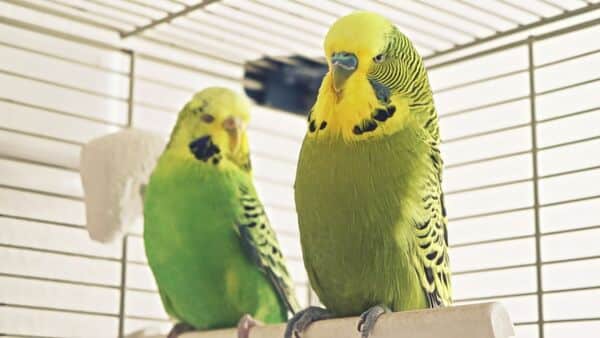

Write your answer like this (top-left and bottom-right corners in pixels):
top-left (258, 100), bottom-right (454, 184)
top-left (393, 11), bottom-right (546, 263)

top-left (286, 12), bottom-right (452, 338)
top-left (143, 87), bottom-right (300, 338)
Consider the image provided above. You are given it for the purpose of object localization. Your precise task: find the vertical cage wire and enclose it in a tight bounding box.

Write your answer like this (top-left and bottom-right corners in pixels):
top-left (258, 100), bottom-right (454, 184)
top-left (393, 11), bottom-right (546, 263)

top-left (528, 36), bottom-right (544, 338)
top-left (118, 235), bottom-right (129, 338)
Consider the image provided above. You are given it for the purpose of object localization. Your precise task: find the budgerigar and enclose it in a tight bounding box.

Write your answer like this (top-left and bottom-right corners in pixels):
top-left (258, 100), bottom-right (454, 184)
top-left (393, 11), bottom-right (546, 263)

top-left (143, 87), bottom-right (300, 338)
top-left (285, 12), bottom-right (452, 338)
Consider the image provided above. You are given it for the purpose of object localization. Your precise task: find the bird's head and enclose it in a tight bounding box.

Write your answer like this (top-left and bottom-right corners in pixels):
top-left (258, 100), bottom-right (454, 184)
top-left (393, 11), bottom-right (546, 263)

top-left (167, 87), bottom-right (251, 170)
top-left (310, 12), bottom-right (431, 141)
top-left (324, 11), bottom-right (425, 97)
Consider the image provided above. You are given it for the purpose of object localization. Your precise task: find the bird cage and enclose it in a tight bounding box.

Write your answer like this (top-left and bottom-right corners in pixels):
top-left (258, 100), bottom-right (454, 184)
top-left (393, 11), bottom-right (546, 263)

top-left (1, 1), bottom-right (599, 338)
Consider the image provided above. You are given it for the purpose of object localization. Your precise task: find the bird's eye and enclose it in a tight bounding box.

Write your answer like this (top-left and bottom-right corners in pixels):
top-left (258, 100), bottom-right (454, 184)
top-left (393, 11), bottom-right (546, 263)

top-left (200, 114), bottom-right (214, 123)
top-left (373, 53), bottom-right (386, 63)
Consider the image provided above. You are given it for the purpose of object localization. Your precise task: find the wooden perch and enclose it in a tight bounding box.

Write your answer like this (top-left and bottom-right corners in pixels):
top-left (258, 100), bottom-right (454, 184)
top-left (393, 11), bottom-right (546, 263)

top-left (181, 302), bottom-right (514, 338)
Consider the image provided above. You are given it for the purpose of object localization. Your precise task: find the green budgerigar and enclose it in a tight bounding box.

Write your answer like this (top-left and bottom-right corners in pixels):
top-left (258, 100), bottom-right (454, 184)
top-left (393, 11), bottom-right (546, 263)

top-left (144, 87), bottom-right (300, 338)
top-left (286, 12), bottom-right (452, 338)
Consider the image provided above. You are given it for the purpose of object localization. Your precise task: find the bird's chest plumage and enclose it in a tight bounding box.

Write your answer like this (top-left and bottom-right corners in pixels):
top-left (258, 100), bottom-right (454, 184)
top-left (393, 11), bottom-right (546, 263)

top-left (144, 164), bottom-right (246, 295)
top-left (143, 161), bottom-right (283, 327)
top-left (145, 163), bottom-right (239, 257)
top-left (295, 129), bottom-right (430, 314)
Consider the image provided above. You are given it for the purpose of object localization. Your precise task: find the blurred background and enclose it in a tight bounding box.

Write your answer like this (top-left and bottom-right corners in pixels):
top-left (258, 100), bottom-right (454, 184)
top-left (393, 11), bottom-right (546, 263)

top-left (0, 1), bottom-right (599, 338)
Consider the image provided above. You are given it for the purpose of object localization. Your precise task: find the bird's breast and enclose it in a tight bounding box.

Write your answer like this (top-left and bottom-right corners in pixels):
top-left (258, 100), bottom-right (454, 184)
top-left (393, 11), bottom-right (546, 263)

top-left (295, 130), bottom-right (428, 231)
top-left (294, 130), bottom-right (430, 312)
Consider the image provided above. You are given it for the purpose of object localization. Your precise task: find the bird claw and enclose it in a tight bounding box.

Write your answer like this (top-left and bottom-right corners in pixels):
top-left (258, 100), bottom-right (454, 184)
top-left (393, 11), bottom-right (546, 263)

top-left (237, 314), bottom-right (262, 338)
top-left (357, 305), bottom-right (390, 338)
top-left (167, 322), bottom-right (195, 338)
top-left (284, 306), bottom-right (331, 338)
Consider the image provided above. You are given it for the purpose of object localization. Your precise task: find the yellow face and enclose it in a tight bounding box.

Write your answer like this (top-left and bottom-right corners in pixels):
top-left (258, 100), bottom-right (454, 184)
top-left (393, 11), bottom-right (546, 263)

top-left (168, 87), bottom-right (251, 168)
top-left (324, 11), bottom-right (390, 82)
top-left (309, 12), bottom-right (416, 142)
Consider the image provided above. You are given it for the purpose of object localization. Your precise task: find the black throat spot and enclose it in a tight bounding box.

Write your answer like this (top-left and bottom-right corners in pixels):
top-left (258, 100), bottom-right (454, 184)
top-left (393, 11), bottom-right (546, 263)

top-left (189, 135), bottom-right (221, 162)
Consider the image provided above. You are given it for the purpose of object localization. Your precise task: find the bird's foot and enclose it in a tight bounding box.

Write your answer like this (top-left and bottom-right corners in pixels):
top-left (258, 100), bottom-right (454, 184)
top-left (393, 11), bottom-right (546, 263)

top-left (357, 304), bottom-right (390, 338)
top-left (284, 306), bottom-right (331, 338)
top-left (167, 322), bottom-right (195, 338)
top-left (237, 314), bottom-right (262, 338)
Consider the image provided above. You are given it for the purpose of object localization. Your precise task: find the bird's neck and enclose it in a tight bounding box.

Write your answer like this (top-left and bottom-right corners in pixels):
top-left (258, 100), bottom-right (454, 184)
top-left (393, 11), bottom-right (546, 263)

top-left (161, 139), bottom-right (252, 175)
top-left (406, 74), bottom-right (435, 111)
top-left (407, 79), bottom-right (440, 143)
top-left (408, 89), bottom-right (436, 119)
top-left (307, 74), bottom-right (437, 142)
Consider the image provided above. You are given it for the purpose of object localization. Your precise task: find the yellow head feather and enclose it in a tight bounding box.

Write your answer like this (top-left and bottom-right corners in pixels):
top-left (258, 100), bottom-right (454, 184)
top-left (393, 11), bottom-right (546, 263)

top-left (324, 12), bottom-right (390, 71)
top-left (167, 87), bottom-right (252, 169)
top-left (309, 12), bottom-right (425, 142)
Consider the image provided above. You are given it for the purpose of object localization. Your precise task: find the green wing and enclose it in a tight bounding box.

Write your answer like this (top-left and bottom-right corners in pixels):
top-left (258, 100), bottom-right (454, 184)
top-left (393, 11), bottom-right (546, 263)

top-left (413, 108), bottom-right (452, 307)
top-left (235, 184), bottom-right (301, 314)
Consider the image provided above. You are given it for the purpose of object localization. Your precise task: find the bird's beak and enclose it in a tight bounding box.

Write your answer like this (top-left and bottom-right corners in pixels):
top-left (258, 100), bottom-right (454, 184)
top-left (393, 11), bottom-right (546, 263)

top-left (222, 116), bottom-right (245, 153)
top-left (331, 52), bottom-right (358, 93)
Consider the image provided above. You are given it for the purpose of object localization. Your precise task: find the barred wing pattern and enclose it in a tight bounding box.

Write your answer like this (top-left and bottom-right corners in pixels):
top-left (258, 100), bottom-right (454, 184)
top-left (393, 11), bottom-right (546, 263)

top-left (236, 185), bottom-right (301, 314)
